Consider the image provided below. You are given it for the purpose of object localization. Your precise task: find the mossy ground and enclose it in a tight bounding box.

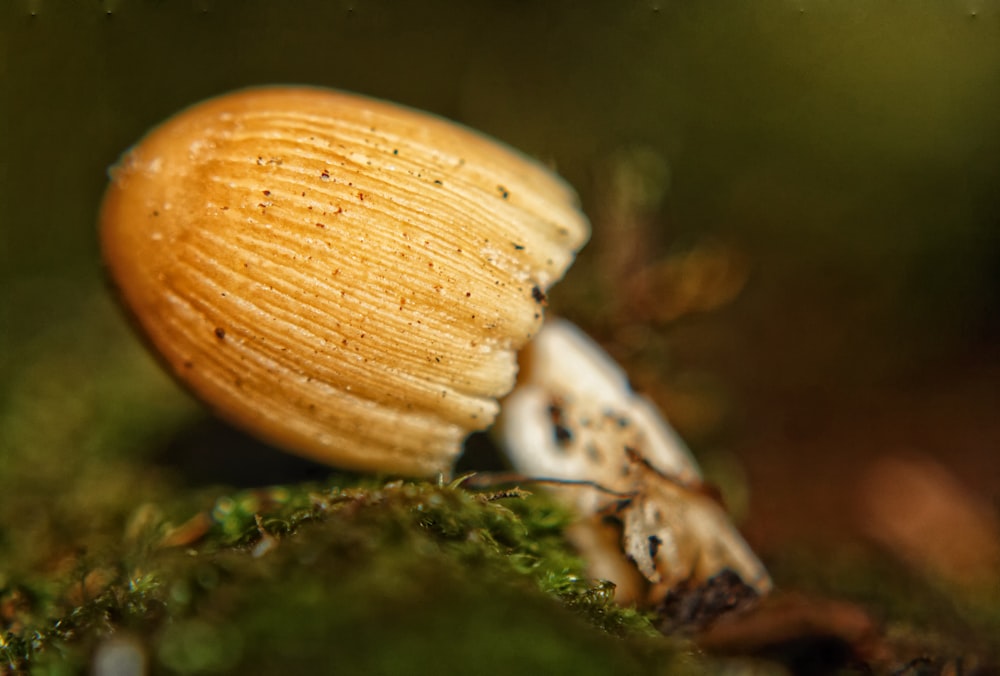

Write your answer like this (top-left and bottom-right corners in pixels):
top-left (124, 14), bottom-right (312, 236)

top-left (0, 472), bottom-right (677, 675)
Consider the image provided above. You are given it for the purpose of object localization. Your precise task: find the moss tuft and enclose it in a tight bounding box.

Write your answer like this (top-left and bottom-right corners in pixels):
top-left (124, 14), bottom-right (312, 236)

top-left (1, 476), bottom-right (676, 674)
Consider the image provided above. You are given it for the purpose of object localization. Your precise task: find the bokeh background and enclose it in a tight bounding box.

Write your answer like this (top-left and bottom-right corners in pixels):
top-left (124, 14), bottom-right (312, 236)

top-left (3, 0), bottom-right (1000, 642)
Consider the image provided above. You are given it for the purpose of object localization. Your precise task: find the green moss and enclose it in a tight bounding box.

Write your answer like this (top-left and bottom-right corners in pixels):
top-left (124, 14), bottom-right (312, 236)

top-left (1, 476), bottom-right (682, 674)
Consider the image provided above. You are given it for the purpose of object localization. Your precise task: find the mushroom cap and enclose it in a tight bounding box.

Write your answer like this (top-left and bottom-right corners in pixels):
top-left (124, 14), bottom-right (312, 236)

top-left (100, 86), bottom-right (590, 476)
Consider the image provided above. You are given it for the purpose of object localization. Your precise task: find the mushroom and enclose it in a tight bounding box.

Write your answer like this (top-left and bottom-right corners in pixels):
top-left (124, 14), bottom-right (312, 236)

top-left (102, 86), bottom-right (771, 603)
top-left (100, 86), bottom-right (590, 477)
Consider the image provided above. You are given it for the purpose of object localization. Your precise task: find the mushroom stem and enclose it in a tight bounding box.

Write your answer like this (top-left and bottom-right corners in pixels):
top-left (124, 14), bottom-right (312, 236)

top-left (498, 319), bottom-right (771, 605)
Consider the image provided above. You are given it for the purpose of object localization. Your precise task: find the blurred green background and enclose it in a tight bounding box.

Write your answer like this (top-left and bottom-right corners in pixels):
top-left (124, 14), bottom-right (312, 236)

top-left (3, 0), bottom-right (1000, 612)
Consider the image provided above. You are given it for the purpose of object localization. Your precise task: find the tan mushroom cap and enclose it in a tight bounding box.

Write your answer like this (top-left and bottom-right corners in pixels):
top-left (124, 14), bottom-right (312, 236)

top-left (100, 86), bottom-right (590, 476)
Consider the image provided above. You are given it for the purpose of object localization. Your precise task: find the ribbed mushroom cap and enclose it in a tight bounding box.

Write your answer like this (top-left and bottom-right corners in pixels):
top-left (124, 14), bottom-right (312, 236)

top-left (100, 86), bottom-right (589, 476)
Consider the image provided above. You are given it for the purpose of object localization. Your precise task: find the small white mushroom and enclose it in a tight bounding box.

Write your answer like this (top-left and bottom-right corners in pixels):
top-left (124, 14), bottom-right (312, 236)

top-left (498, 318), bottom-right (772, 603)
